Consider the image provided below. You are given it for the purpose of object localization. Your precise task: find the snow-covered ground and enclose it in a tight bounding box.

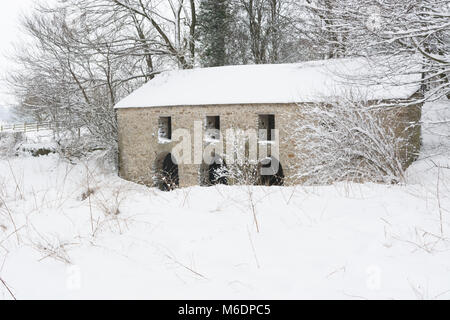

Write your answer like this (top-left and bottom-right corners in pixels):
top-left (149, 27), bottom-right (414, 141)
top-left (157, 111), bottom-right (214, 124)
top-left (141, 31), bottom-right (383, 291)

top-left (0, 101), bottom-right (449, 300)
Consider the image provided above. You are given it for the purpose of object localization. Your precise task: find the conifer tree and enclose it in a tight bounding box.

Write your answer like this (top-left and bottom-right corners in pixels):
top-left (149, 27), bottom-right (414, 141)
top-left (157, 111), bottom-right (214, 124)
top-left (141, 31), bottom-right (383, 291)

top-left (197, 0), bottom-right (231, 67)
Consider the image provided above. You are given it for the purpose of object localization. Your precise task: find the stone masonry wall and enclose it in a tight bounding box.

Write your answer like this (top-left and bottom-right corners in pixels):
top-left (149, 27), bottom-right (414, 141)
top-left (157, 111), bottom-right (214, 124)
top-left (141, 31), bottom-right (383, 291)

top-left (117, 103), bottom-right (422, 188)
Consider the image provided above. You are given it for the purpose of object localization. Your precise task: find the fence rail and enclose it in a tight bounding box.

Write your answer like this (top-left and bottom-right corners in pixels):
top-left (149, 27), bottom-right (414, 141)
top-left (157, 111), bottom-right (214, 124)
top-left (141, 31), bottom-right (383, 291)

top-left (0, 122), bottom-right (54, 133)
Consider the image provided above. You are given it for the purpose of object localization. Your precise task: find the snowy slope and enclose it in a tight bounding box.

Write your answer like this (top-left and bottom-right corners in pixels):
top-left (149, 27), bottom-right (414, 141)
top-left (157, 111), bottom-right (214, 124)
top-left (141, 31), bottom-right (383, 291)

top-left (0, 101), bottom-right (449, 300)
top-left (115, 56), bottom-right (422, 109)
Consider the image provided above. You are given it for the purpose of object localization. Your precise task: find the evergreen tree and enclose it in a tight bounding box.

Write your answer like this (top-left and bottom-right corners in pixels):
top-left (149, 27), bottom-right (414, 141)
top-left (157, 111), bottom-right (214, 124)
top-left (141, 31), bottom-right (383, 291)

top-left (197, 0), bottom-right (231, 67)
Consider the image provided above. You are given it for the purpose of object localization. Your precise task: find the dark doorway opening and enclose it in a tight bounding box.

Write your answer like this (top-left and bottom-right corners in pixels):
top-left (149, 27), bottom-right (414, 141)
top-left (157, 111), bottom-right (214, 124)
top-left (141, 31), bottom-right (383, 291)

top-left (201, 155), bottom-right (228, 186)
top-left (260, 157), bottom-right (284, 186)
top-left (159, 153), bottom-right (179, 191)
top-left (208, 159), bottom-right (228, 186)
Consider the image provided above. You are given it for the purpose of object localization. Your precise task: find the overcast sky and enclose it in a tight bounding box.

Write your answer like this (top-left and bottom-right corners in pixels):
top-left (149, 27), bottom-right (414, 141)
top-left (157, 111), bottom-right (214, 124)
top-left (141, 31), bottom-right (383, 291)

top-left (0, 0), bottom-right (37, 121)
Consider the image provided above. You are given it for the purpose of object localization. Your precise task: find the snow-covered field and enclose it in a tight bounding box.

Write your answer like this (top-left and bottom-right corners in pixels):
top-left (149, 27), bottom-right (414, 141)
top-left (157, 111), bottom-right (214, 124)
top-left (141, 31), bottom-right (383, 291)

top-left (0, 102), bottom-right (449, 300)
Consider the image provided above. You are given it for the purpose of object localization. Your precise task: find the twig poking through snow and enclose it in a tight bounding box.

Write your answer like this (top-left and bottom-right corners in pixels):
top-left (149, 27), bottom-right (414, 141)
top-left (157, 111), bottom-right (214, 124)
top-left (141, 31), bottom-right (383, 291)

top-left (247, 187), bottom-right (260, 233)
top-left (247, 227), bottom-right (260, 269)
top-left (436, 167), bottom-right (444, 236)
top-left (0, 197), bottom-right (20, 245)
top-left (0, 277), bottom-right (16, 300)
top-left (163, 253), bottom-right (208, 280)
top-left (7, 160), bottom-right (24, 200)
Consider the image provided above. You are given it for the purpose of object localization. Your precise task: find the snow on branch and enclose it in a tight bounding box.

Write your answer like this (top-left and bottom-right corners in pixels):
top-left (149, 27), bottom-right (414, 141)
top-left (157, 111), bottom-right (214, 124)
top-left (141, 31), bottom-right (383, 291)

top-left (288, 96), bottom-right (420, 185)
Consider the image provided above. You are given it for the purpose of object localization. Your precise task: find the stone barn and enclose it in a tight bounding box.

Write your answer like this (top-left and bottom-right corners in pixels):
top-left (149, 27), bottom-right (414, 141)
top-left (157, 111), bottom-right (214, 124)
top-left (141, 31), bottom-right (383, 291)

top-left (115, 57), bottom-right (422, 190)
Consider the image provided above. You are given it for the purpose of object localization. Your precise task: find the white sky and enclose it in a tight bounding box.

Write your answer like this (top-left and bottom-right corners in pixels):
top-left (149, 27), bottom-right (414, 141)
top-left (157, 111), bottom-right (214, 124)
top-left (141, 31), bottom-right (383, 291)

top-left (0, 0), bottom-right (37, 121)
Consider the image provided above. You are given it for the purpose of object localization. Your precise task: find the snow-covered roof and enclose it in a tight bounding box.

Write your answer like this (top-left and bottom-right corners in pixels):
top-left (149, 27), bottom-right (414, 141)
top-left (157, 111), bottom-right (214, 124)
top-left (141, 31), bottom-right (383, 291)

top-left (115, 56), bottom-right (421, 109)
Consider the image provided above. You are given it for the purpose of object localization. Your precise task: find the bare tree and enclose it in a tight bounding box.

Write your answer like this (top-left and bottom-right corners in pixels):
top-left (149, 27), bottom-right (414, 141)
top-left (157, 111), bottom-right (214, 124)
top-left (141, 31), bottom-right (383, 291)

top-left (233, 0), bottom-right (307, 64)
top-left (288, 97), bottom-right (421, 185)
top-left (9, 5), bottom-right (133, 161)
top-left (68, 0), bottom-right (198, 69)
top-left (300, 0), bottom-right (450, 100)
top-left (8, 1), bottom-right (197, 162)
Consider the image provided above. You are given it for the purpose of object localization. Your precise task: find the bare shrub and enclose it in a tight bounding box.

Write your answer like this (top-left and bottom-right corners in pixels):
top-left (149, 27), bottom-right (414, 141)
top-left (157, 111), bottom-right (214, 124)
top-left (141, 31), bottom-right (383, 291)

top-left (217, 160), bottom-right (260, 186)
top-left (290, 97), bottom-right (413, 185)
top-left (32, 240), bottom-right (73, 265)
top-left (89, 186), bottom-right (134, 236)
top-left (0, 132), bottom-right (24, 158)
top-left (27, 226), bottom-right (74, 265)
top-left (217, 130), bottom-right (261, 186)
top-left (80, 187), bottom-right (96, 201)
top-left (154, 169), bottom-right (180, 191)
top-left (93, 184), bottom-right (128, 217)
top-left (56, 134), bottom-right (118, 170)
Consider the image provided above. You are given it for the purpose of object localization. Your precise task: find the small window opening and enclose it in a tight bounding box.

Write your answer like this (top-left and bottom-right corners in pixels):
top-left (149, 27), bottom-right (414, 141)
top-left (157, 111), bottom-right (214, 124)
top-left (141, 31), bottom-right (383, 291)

top-left (259, 114), bottom-right (275, 141)
top-left (159, 117), bottom-right (172, 141)
top-left (205, 116), bottom-right (220, 140)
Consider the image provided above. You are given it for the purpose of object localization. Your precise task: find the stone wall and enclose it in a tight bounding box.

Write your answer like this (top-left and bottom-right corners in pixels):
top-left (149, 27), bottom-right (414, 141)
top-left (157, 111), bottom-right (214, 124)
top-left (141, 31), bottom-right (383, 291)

top-left (117, 102), bottom-right (422, 188)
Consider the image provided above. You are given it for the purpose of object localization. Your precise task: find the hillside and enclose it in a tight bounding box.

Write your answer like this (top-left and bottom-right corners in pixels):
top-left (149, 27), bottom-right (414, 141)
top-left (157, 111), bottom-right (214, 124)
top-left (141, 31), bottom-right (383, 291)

top-left (0, 101), bottom-right (449, 300)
